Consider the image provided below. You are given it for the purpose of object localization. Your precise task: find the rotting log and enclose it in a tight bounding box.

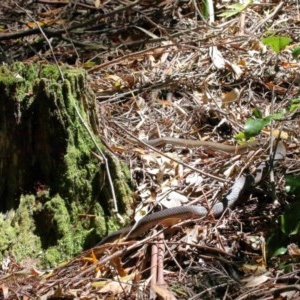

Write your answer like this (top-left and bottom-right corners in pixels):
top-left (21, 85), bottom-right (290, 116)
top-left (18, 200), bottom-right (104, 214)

top-left (0, 63), bottom-right (133, 266)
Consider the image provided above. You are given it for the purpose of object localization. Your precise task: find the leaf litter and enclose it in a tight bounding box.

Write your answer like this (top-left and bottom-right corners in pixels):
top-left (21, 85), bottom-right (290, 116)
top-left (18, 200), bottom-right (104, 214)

top-left (1, 0), bottom-right (300, 299)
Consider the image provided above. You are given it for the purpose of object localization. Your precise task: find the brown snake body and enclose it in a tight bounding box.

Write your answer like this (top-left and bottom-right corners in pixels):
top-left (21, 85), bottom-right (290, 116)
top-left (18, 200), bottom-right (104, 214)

top-left (143, 137), bottom-right (259, 153)
top-left (97, 139), bottom-right (286, 245)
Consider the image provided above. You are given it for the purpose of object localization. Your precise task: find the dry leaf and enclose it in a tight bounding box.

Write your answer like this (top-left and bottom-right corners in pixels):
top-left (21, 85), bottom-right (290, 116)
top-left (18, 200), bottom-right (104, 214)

top-left (141, 154), bottom-right (159, 166)
top-left (222, 88), bottom-right (240, 105)
top-left (238, 59), bottom-right (247, 67)
top-left (243, 273), bottom-right (270, 288)
top-left (183, 225), bottom-right (201, 244)
top-left (209, 46), bottom-right (225, 69)
top-left (262, 129), bottom-right (288, 140)
top-left (151, 284), bottom-right (177, 300)
top-left (1, 283), bottom-right (9, 299)
top-left (223, 161), bottom-right (239, 178)
top-left (98, 280), bottom-right (132, 295)
top-left (185, 172), bottom-right (203, 185)
top-left (104, 75), bottom-right (126, 88)
top-left (240, 263), bottom-right (267, 275)
top-left (134, 204), bottom-right (151, 223)
top-left (94, 0), bottom-right (101, 8)
top-left (288, 243), bottom-right (300, 257)
top-left (280, 61), bottom-right (299, 68)
top-left (158, 190), bottom-right (189, 208)
top-left (264, 82), bottom-right (287, 94)
top-left (135, 96), bottom-right (146, 110)
top-left (157, 99), bottom-right (174, 108)
top-left (111, 256), bottom-right (127, 277)
top-left (225, 61), bottom-right (243, 79)
top-left (110, 145), bottom-right (127, 154)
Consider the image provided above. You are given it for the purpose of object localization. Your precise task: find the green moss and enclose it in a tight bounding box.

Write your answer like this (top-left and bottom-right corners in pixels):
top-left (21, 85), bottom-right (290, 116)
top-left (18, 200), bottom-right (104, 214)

top-left (63, 145), bottom-right (96, 202)
top-left (0, 193), bottom-right (94, 268)
top-left (0, 195), bottom-right (42, 262)
top-left (0, 65), bottom-right (24, 94)
top-left (0, 62), bottom-right (134, 267)
top-left (11, 62), bottom-right (38, 83)
top-left (39, 65), bottom-right (63, 81)
top-left (44, 196), bottom-right (70, 236)
top-left (0, 63), bottom-right (36, 105)
top-left (0, 212), bottom-right (17, 252)
top-left (110, 156), bottom-right (133, 214)
top-left (38, 195), bottom-right (91, 267)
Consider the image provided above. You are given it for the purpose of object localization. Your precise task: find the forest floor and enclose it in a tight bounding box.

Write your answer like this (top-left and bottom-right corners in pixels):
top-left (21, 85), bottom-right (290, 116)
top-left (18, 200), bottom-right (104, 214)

top-left (1, 1), bottom-right (300, 299)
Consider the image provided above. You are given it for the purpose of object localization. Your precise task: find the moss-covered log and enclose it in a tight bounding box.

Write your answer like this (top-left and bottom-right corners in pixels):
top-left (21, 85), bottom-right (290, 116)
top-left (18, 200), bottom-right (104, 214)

top-left (0, 63), bottom-right (133, 266)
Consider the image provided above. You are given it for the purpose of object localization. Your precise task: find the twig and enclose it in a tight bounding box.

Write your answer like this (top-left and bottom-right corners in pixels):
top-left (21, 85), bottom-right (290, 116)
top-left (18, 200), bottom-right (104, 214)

top-left (150, 231), bottom-right (158, 286)
top-left (251, 1), bottom-right (284, 32)
top-left (89, 43), bottom-right (178, 73)
top-left (66, 228), bottom-right (167, 285)
top-left (15, 3), bottom-right (64, 81)
top-left (0, 0), bottom-right (140, 42)
top-left (156, 233), bottom-right (166, 285)
top-left (73, 104), bottom-right (121, 219)
top-left (36, 0), bottom-right (97, 10)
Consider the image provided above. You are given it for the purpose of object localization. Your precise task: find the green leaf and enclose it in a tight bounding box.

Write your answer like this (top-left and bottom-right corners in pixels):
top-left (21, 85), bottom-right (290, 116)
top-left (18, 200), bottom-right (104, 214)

top-left (280, 263), bottom-right (293, 273)
top-left (263, 111), bottom-right (284, 122)
top-left (201, 0), bottom-right (209, 19)
top-left (289, 97), bottom-right (300, 113)
top-left (285, 175), bottom-right (300, 195)
top-left (262, 36), bottom-right (292, 54)
top-left (267, 233), bottom-right (288, 258)
top-left (244, 118), bottom-right (269, 137)
top-left (292, 46), bottom-right (300, 59)
top-left (82, 61), bottom-right (96, 68)
top-left (252, 108), bottom-right (263, 119)
top-left (218, 0), bottom-right (252, 18)
top-left (234, 132), bottom-right (246, 141)
top-left (280, 200), bottom-right (300, 236)
top-left (272, 247), bottom-right (288, 257)
top-left (243, 112), bottom-right (284, 138)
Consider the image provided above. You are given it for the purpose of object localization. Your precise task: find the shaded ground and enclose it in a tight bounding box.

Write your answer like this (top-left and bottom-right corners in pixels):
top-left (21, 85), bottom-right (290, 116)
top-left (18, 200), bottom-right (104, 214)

top-left (0, 1), bottom-right (300, 299)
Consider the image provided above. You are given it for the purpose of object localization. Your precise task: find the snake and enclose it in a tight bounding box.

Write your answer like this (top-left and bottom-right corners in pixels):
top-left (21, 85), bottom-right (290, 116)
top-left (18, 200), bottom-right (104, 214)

top-left (97, 138), bottom-right (286, 245)
top-left (142, 137), bottom-right (260, 153)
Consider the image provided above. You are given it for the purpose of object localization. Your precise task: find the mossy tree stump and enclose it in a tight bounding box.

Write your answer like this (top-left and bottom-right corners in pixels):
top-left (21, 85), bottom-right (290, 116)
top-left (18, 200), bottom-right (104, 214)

top-left (0, 63), bottom-right (133, 266)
